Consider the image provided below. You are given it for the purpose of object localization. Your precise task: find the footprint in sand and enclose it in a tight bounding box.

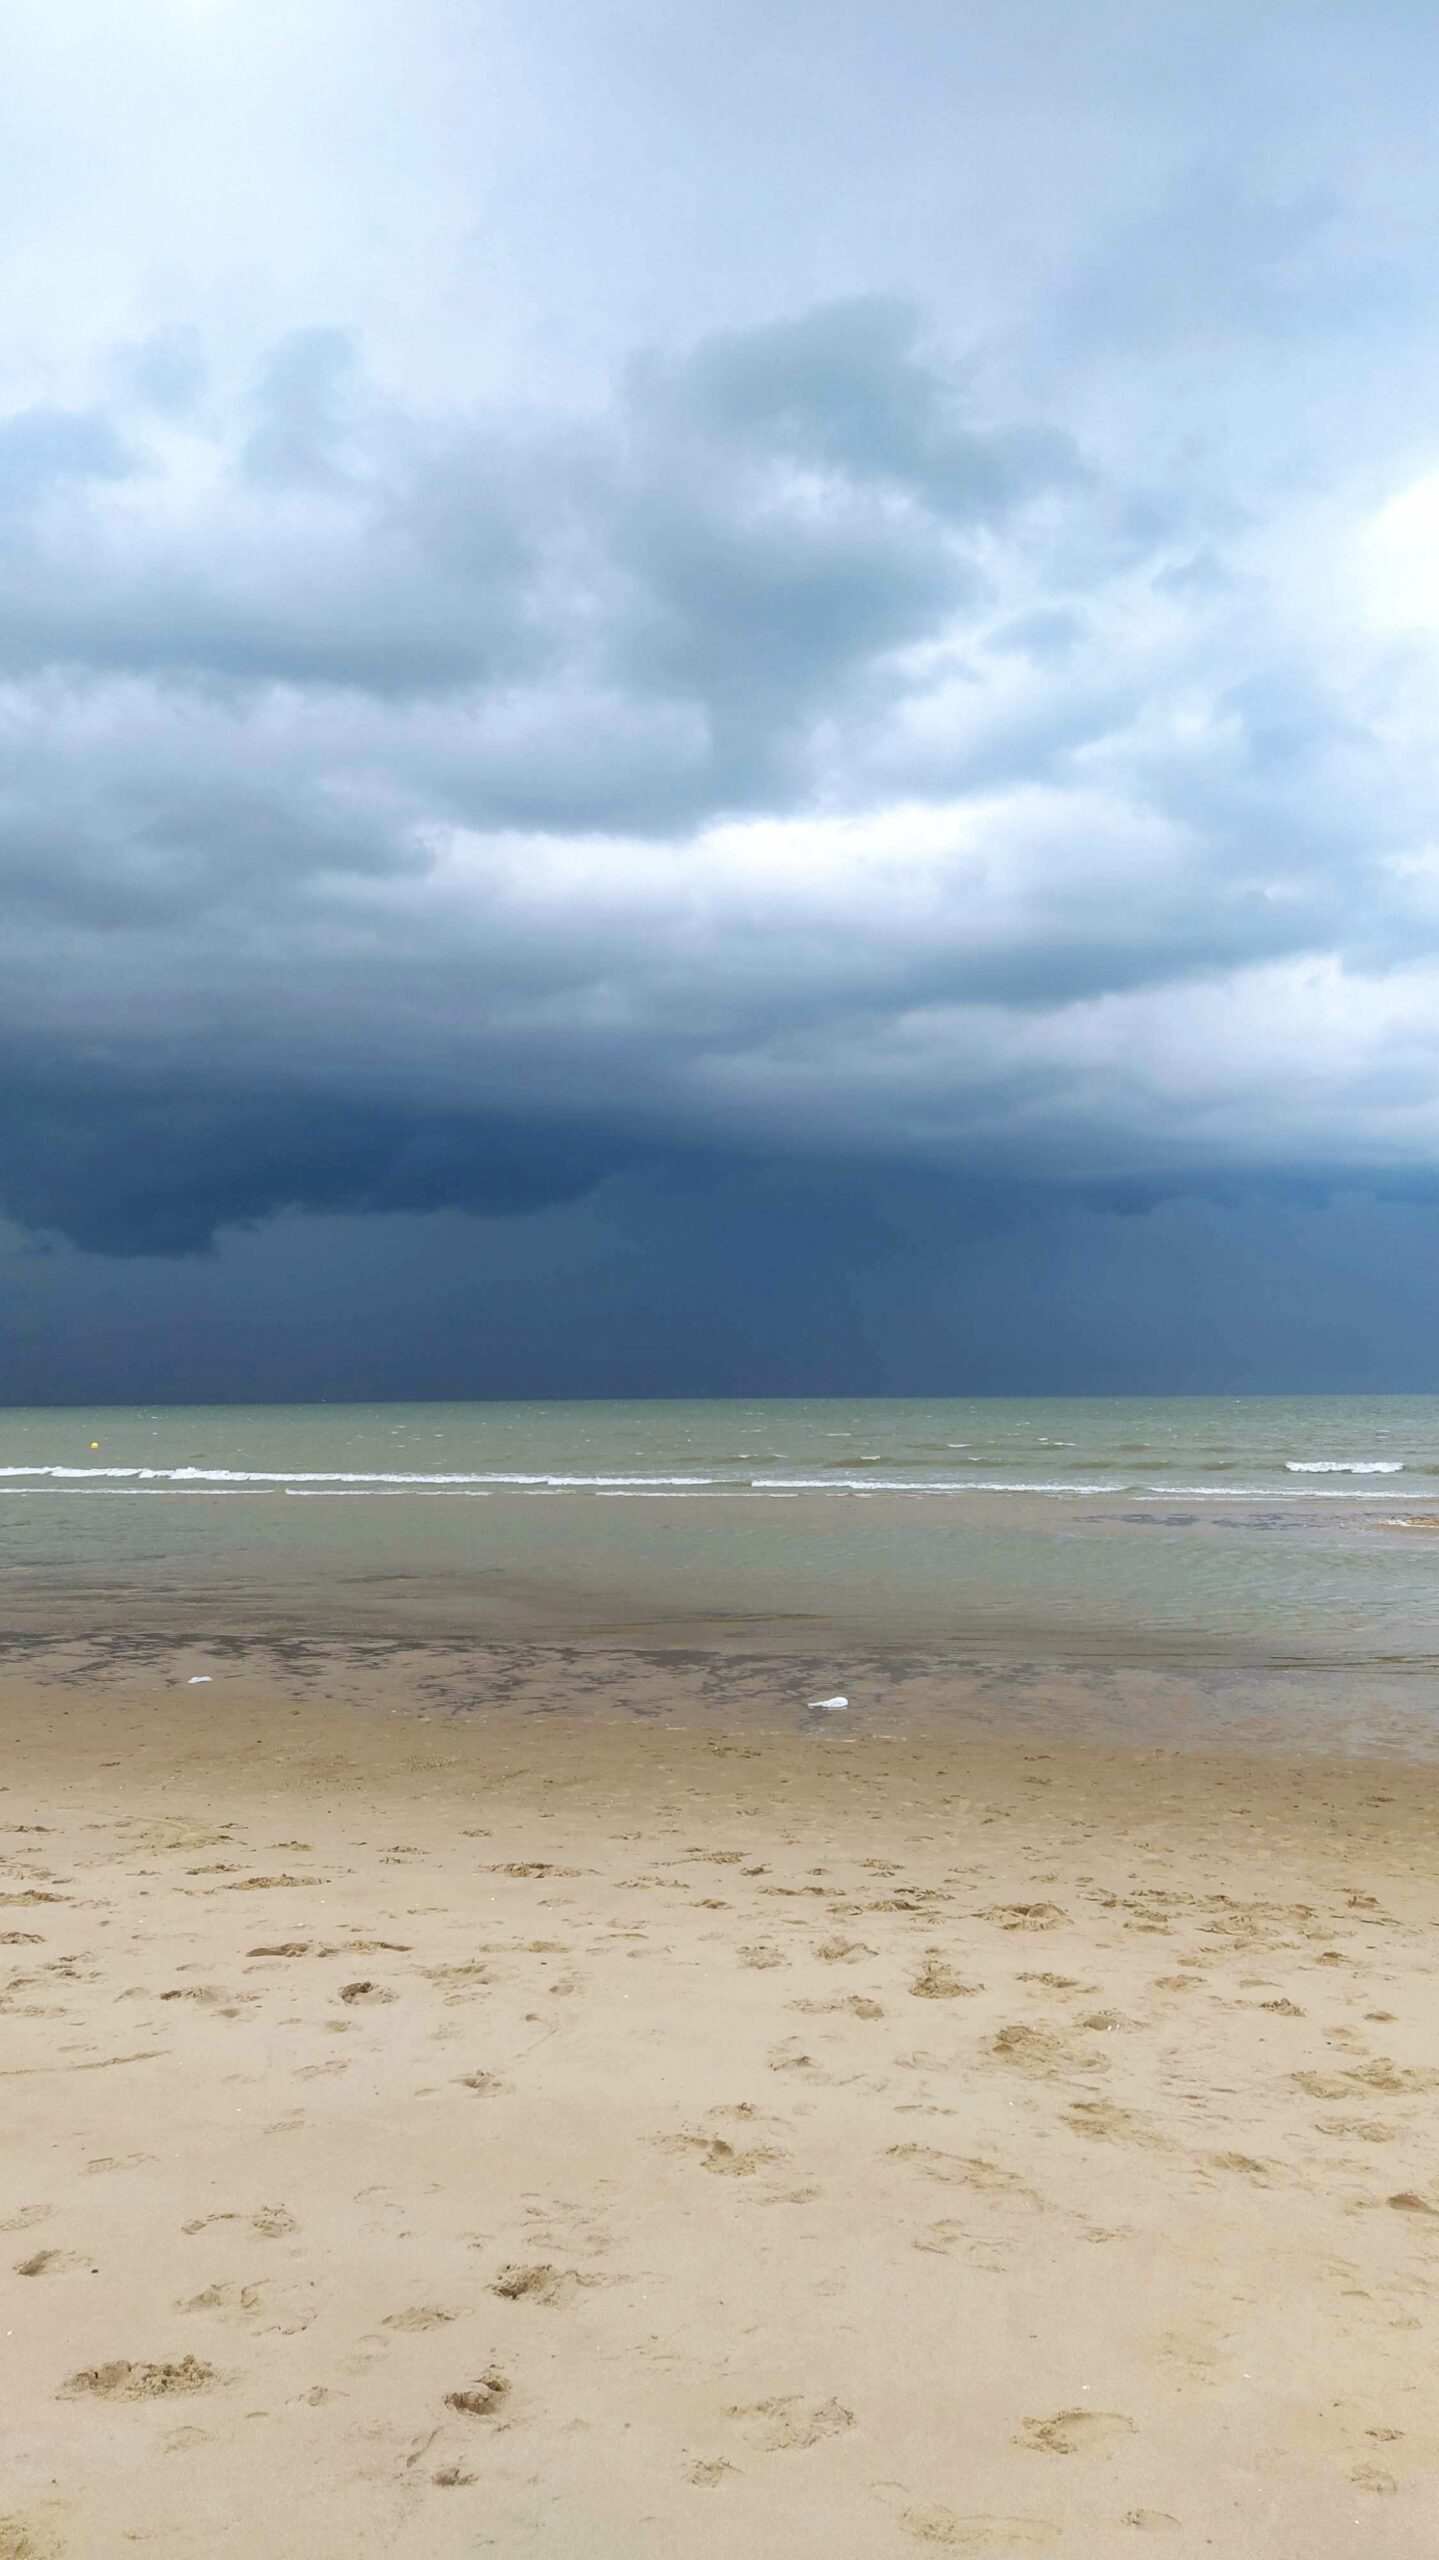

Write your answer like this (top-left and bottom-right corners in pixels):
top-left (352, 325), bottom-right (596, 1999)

top-left (491, 2261), bottom-right (601, 2306)
top-left (902, 2513), bottom-right (1061, 2550)
top-left (1207, 2152), bottom-right (1279, 2185)
top-left (911, 1954), bottom-right (980, 2000)
top-left (444, 2368), bottom-right (510, 2418)
top-left (423, 1962), bottom-right (490, 2003)
top-left (726, 2396), bottom-right (854, 2452)
top-left (913, 2219), bottom-right (969, 2256)
top-left (980, 1905), bottom-right (1068, 1933)
top-left (1064, 2101), bottom-right (1164, 2149)
top-left (320, 1939), bottom-right (410, 1959)
top-left (384, 2306), bottom-right (460, 2332)
top-left (887, 2145), bottom-right (1039, 2202)
top-left (990, 2024), bottom-right (1107, 2077)
top-left (218, 1875), bottom-right (321, 1893)
top-left (1307, 2059), bottom-right (1439, 2097)
top-left (766, 2038), bottom-right (825, 2075)
top-left (163, 2423), bottom-right (213, 2455)
top-left (62, 2357), bottom-right (217, 2401)
top-left (517, 2196), bottom-right (613, 2260)
top-left (0, 2515), bottom-right (63, 2560)
top-left (1017, 2409), bottom-right (1135, 2456)
top-left (791, 1993), bottom-right (886, 2020)
top-left (16, 2249), bottom-right (93, 2277)
top-left (136, 1819), bottom-right (233, 1856)
top-left (657, 2133), bottom-right (784, 2177)
top-left (1341, 2048), bottom-right (1423, 2088)
top-left (251, 2204), bottom-right (298, 2237)
top-left (178, 2280), bottom-right (315, 2335)
top-left (338, 1980), bottom-right (396, 2007)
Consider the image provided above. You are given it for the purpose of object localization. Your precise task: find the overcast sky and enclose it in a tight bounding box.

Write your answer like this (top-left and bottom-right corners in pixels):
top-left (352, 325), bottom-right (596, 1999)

top-left (8, 0), bottom-right (1439, 1399)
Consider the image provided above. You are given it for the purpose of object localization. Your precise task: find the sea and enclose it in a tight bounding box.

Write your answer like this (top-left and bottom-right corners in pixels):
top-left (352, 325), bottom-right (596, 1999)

top-left (4, 1395), bottom-right (1439, 1679)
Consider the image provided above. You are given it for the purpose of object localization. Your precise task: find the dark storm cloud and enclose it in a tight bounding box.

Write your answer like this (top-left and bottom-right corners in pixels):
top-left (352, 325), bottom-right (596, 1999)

top-left (0, 1070), bottom-right (655, 1257)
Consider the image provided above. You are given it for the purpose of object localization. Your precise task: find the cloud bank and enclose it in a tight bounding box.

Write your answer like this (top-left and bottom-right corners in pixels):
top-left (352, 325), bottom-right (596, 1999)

top-left (5, 0), bottom-right (1439, 1323)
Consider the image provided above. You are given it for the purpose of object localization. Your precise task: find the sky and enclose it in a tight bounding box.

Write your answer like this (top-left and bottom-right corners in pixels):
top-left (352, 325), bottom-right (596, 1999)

top-left (8, 0), bottom-right (1439, 1399)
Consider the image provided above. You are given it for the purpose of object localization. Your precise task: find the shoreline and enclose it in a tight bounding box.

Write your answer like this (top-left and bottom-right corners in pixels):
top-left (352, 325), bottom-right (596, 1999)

top-left (2, 1658), bottom-right (1438, 2553)
top-left (5, 1629), bottom-right (1439, 1775)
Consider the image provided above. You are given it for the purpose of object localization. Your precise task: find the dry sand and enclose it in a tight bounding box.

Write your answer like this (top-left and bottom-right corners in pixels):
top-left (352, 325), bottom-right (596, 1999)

top-left (2, 1647), bottom-right (1438, 2556)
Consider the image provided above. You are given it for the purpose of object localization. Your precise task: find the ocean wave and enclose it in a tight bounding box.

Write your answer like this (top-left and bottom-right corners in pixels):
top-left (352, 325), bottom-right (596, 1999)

top-left (1145, 1486), bottom-right (1407, 1500)
top-left (0, 1461), bottom-right (1424, 1502)
top-left (748, 1476), bottom-right (1128, 1494)
top-left (283, 1486), bottom-right (492, 1497)
top-left (1283, 1460), bottom-right (1403, 1474)
top-left (0, 1465), bottom-right (717, 1488)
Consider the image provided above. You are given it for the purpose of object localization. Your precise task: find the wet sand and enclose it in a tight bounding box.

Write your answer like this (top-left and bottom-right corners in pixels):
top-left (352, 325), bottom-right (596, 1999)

top-left (2, 1647), bottom-right (1438, 2556)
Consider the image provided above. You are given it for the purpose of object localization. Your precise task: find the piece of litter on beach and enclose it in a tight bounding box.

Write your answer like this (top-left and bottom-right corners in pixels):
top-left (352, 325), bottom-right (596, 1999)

top-left (187, 1676), bottom-right (212, 1685)
top-left (807, 1694), bottom-right (849, 1712)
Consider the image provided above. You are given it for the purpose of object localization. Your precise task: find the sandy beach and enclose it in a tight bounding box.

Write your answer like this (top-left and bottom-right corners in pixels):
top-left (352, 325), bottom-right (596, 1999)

top-left (10, 0), bottom-right (1439, 2535)
top-left (1, 1646), bottom-right (1437, 2556)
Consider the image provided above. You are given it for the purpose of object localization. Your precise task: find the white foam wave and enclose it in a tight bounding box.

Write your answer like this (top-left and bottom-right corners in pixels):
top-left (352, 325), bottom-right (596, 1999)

top-left (0, 1465), bottom-right (715, 1488)
top-left (1284, 1460), bottom-right (1403, 1474)
top-left (1141, 1486), bottom-right (1407, 1501)
top-left (0, 1461), bottom-right (1426, 1504)
top-left (749, 1476), bottom-right (1124, 1494)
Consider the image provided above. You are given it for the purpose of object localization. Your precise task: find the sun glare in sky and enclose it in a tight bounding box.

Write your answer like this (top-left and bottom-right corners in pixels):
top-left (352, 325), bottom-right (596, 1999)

top-left (1364, 472), bottom-right (1439, 634)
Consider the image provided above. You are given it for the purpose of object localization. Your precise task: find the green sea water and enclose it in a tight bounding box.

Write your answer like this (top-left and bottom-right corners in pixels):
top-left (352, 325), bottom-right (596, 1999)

top-left (3, 1395), bottom-right (1439, 1670)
